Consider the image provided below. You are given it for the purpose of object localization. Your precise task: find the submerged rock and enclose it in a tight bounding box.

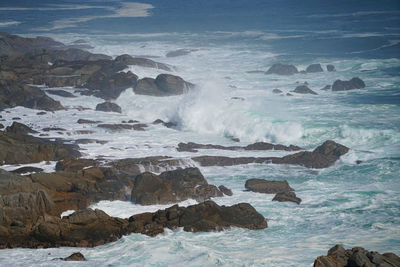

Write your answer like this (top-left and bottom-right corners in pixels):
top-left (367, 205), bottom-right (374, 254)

top-left (61, 252), bottom-right (87, 261)
top-left (332, 77), bottom-right (366, 91)
top-left (218, 185), bottom-right (233, 196)
top-left (272, 89), bottom-right (283, 94)
top-left (266, 63), bottom-right (298, 75)
top-left (306, 63), bottom-right (324, 73)
top-left (95, 102), bottom-right (122, 113)
top-left (321, 85), bottom-right (331, 91)
top-left (293, 85), bottom-right (318, 95)
top-left (314, 244), bottom-right (400, 267)
top-left (166, 49), bottom-right (196, 58)
top-left (46, 89), bottom-right (76, 98)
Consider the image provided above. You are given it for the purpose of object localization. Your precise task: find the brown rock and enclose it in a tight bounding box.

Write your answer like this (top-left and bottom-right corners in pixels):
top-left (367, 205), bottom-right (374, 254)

top-left (245, 179), bottom-right (293, 194)
top-left (61, 252), bottom-right (86, 261)
top-left (218, 185), bottom-right (233, 196)
top-left (272, 191), bottom-right (301, 204)
top-left (95, 102), bottom-right (122, 113)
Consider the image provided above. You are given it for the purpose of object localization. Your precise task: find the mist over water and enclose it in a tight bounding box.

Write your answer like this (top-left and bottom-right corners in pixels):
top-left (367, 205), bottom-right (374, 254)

top-left (0, 0), bottom-right (399, 266)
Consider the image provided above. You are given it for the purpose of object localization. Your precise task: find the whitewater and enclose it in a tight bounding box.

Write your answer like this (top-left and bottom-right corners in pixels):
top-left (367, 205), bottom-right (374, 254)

top-left (0, 0), bottom-right (400, 266)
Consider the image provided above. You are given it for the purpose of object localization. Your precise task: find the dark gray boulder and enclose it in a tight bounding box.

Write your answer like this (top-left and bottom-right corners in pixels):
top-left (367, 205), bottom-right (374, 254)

top-left (332, 77), bottom-right (366, 91)
top-left (272, 89), bottom-right (283, 94)
top-left (293, 85), bottom-right (318, 95)
top-left (95, 102), bottom-right (122, 113)
top-left (6, 122), bottom-right (38, 135)
top-left (266, 63), bottom-right (298, 75)
top-left (326, 64), bottom-right (336, 72)
top-left (321, 85), bottom-right (331, 91)
top-left (306, 64), bottom-right (324, 73)
top-left (218, 185), bottom-right (233, 196)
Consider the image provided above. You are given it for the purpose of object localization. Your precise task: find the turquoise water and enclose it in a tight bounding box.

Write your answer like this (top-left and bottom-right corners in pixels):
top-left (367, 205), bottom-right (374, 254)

top-left (0, 0), bottom-right (399, 266)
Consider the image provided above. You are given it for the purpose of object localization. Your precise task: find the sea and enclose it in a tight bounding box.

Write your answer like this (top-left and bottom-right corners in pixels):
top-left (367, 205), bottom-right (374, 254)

top-left (0, 0), bottom-right (399, 266)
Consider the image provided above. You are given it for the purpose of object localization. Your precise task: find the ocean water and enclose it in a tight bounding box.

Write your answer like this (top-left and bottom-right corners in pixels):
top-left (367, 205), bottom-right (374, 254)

top-left (0, 0), bottom-right (400, 266)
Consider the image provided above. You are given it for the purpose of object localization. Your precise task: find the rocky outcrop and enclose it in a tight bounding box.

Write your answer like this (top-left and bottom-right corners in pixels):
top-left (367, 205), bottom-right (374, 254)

top-left (134, 74), bottom-right (194, 96)
top-left (0, 83), bottom-right (63, 111)
top-left (0, 131), bottom-right (81, 165)
top-left (95, 102), bottom-right (122, 113)
top-left (5, 122), bottom-right (38, 135)
top-left (131, 168), bottom-right (223, 205)
top-left (192, 140), bottom-right (349, 169)
top-left (177, 141), bottom-right (301, 153)
top-left (293, 85), bottom-right (318, 95)
top-left (266, 63), bottom-right (298, 75)
top-left (332, 77), bottom-right (366, 91)
top-left (272, 89), bottom-right (283, 94)
top-left (115, 54), bottom-right (172, 71)
top-left (97, 123), bottom-right (147, 131)
top-left (2, 200), bottom-right (266, 248)
top-left (306, 64), bottom-right (324, 73)
top-left (314, 244), bottom-right (400, 267)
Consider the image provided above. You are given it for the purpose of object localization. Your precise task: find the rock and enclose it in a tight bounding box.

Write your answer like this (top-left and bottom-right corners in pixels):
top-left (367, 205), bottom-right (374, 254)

top-left (131, 168), bottom-right (222, 205)
top-left (0, 131), bottom-right (81, 165)
top-left (11, 166), bottom-right (44, 174)
top-left (218, 185), bottom-right (233, 196)
top-left (246, 70), bottom-right (266, 74)
top-left (272, 89), bottom-right (283, 94)
top-left (278, 140), bottom-right (349, 169)
top-left (12, 117), bottom-right (21, 120)
top-left (155, 74), bottom-right (193, 95)
top-left (272, 191), bottom-right (301, 204)
top-left (327, 65), bottom-right (336, 72)
top-left (177, 142), bottom-right (301, 153)
top-left (5, 122), bottom-right (38, 135)
top-left (37, 112), bottom-right (47, 115)
top-left (77, 119), bottom-right (101, 124)
top-left (46, 89), bottom-right (76, 98)
top-left (0, 124), bottom-right (3, 129)
top-left (0, 84), bottom-right (63, 111)
top-left (314, 245), bottom-right (400, 267)
top-left (115, 54), bottom-right (172, 71)
top-left (306, 64), bottom-right (324, 73)
top-left (192, 140), bottom-right (348, 169)
top-left (42, 127), bottom-right (66, 132)
top-left (245, 179), bottom-right (293, 194)
top-left (85, 71), bottom-right (138, 100)
top-left (332, 77), bottom-right (366, 91)
top-left (95, 102), bottom-right (122, 113)
top-left (55, 158), bottom-right (99, 172)
top-left (129, 200), bottom-right (267, 235)
top-left (286, 93), bottom-right (293, 96)
top-left (321, 85), bottom-right (331, 91)
top-left (166, 49), bottom-right (196, 57)
top-left (266, 63), bottom-right (298, 75)
top-left (134, 74), bottom-right (194, 96)
top-left (293, 85), bottom-right (318, 95)
top-left (61, 252), bottom-right (86, 261)
top-left (97, 123), bottom-right (146, 131)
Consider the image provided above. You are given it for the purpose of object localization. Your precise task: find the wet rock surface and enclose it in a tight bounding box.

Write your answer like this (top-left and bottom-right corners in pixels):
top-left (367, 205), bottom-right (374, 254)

top-left (306, 63), bottom-right (324, 73)
top-left (293, 85), bottom-right (318, 95)
top-left (61, 252), bottom-right (87, 261)
top-left (332, 77), bottom-right (366, 91)
top-left (266, 63), bottom-right (298, 75)
top-left (192, 140), bottom-right (349, 169)
top-left (0, 131), bottom-right (81, 165)
top-left (314, 244), bottom-right (400, 267)
top-left (177, 141), bottom-right (301, 152)
top-left (131, 167), bottom-right (223, 205)
top-left (95, 102), bottom-right (122, 113)
top-left (134, 74), bottom-right (194, 96)
top-left (245, 179), bottom-right (294, 194)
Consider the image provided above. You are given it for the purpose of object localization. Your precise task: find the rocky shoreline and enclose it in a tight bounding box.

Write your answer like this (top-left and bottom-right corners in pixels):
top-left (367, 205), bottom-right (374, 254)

top-left (0, 33), bottom-right (397, 264)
